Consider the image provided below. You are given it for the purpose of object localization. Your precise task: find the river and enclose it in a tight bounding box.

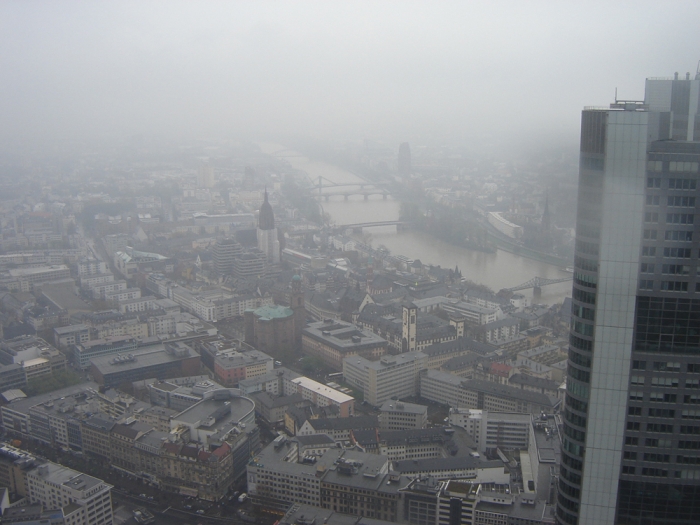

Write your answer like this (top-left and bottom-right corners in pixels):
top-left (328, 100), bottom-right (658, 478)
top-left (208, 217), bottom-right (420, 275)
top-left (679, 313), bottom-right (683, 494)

top-left (260, 143), bottom-right (572, 305)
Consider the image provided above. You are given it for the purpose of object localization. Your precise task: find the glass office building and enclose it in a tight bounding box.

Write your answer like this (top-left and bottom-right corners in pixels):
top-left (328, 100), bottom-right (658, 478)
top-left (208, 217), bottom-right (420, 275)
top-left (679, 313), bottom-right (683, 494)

top-left (558, 73), bottom-right (700, 525)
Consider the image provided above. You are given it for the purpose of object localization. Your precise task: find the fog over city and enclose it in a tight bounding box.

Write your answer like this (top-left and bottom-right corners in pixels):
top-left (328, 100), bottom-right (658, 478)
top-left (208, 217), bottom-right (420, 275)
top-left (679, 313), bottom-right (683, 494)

top-left (3, 3), bottom-right (700, 524)
top-left (2, 1), bottom-right (699, 152)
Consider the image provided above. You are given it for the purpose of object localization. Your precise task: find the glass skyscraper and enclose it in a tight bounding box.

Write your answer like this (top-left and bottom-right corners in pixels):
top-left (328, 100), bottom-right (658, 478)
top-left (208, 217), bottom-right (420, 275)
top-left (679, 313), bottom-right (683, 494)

top-left (558, 72), bottom-right (700, 525)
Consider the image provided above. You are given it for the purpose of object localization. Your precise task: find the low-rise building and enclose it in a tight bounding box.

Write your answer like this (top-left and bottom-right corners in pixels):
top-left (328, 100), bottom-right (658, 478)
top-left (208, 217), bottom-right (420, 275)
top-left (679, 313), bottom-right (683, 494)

top-left (296, 415), bottom-right (378, 441)
top-left (302, 319), bottom-right (388, 370)
top-left (7, 266), bottom-right (71, 292)
top-left (25, 461), bottom-right (113, 525)
top-left (250, 391), bottom-right (305, 425)
top-left (378, 399), bottom-right (427, 431)
top-left (288, 376), bottom-right (354, 417)
top-left (448, 409), bottom-right (532, 453)
top-left (213, 349), bottom-right (273, 387)
top-left (419, 370), bottom-right (559, 415)
top-left (53, 325), bottom-right (91, 348)
top-left (247, 438), bottom-right (405, 521)
top-left (0, 336), bottom-right (67, 374)
top-left (74, 337), bottom-right (138, 370)
top-left (89, 342), bottom-right (201, 388)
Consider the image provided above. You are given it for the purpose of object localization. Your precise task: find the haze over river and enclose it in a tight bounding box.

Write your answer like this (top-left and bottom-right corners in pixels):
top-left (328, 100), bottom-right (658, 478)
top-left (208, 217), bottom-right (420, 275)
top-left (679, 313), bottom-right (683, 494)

top-left (261, 143), bottom-right (572, 305)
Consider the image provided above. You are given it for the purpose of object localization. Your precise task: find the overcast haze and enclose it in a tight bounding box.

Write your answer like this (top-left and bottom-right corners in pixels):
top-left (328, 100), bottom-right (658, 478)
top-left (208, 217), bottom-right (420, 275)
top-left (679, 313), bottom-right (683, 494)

top-left (2, 1), bottom-right (699, 151)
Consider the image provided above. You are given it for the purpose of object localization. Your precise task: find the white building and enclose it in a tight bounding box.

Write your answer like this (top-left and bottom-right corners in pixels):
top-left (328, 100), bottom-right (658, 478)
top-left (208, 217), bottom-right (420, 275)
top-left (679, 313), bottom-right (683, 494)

top-left (76, 259), bottom-right (108, 277)
top-left (448, 408), bottom-right (532, 453)
top-left (487, 212), bottom-right (523, 239)
top-left (25, 462), bottom-right (113, 525)
top-left (343, 351), bottom-right (427, 406)
top-left (378, 399), bottom-right (428, 431)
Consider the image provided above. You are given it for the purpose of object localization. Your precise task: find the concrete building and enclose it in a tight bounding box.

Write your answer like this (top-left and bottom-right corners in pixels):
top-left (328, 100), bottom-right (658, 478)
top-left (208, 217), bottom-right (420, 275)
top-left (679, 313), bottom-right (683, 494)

top-left (53, 325), bottom-right (90, 348)
top-left (213, 349), bottom-right (274, 387)
top-left (247, 438), bottom-right (404, 521)
top-left (288, 376), bottom-right (355, 417)
top-left (420, 370), bottom-right (559, 415)
top-left (448, 409), bottom-right (532, 453)
top-left (73, 336), bottom-right (138, 370)
top-left (302, 319), bottom-right (388, 370)
top-left (76, 259), bottom-right (107, 277)
top-left (343, 351), bottom-right (427, 406)
top-left (113, 247), bottom-right (172, 279)
top-left (557, 74), bottom-right (700, 525)
top-left (25, 462), bottom-right (112, 525)
top-left (378, 399), bottom-right (428, 431)
top-left (7, 266), bottom-right (71, 292)
top-left (89, 342), bottom-right (201, 388)
top-left (211, 238), bottom-right (243, 276)
top-left (232, 249), bottom-right (266, 279)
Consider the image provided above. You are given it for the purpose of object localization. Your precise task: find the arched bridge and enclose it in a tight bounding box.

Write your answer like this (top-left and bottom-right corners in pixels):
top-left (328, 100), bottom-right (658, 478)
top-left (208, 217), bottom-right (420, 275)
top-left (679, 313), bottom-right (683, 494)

top-left (311, 176), bottom-right (394, 200)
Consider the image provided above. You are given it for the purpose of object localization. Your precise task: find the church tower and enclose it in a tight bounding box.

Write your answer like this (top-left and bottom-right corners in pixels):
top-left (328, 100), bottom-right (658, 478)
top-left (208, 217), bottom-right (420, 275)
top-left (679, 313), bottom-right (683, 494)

top-left (257, 188), bottom-right (280, 264)
top-left (401, 301), bottom-right (417, 353)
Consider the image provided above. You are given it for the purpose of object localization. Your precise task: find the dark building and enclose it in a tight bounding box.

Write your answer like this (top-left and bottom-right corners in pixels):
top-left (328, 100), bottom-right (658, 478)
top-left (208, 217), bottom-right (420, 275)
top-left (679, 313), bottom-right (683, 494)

top-left (398, 142), bottom-right (411, 177)
top-left (89, 342), bottom-right (200, 388)
top-left (557, 72), bottom-right (700, 525)
top-left (244, 275), bottom-right (305, 356)
top-left (257, 189), bottom-right (280, 264)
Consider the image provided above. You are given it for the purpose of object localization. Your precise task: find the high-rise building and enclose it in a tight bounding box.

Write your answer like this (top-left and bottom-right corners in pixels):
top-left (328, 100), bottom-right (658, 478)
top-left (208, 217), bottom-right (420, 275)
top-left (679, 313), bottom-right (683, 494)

top-left (257, 189), bottom-right (280, 264)
top-left (398, 142), bottom-right (411, 177)
top-left (558, 72), bottom-right (700, 525)
top-left (212, 238), bottom-right (243, 276)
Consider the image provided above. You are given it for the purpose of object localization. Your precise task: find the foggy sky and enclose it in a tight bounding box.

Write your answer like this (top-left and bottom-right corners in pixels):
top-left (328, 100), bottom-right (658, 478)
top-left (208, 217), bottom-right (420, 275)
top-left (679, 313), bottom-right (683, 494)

top-left (2, 1), bottom-right (699, 151)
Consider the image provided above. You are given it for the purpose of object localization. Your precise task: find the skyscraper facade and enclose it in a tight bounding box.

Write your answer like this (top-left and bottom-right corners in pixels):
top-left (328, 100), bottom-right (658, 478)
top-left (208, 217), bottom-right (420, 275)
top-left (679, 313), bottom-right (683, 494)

top-left (558, 73), bottom-right (700, 525)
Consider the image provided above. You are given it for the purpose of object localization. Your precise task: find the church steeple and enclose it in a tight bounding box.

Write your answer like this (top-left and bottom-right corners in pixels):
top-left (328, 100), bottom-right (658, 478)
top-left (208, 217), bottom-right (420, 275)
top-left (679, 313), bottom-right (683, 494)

top-left (258, 187), bottom-right (275, 230)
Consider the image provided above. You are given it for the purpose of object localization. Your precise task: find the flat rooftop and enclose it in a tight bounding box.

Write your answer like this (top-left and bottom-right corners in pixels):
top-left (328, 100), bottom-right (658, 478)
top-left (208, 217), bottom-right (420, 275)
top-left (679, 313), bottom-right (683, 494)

top-left (90, 344), bottom-right (195, 375)
top-left (9, 265), bottom-right (69, 277)
top-left (172, 395), bottom-right (254, 427)
top-left (31, 462), bottom-right (109, 493)
top-left (345, 351), bottom-right (426, 371)
top-left (304, 320), bottom-right (387, 350)
top-left (291, 376), bottom-right (353, 404)
top-left (379, 399), bottom-right (427, 415)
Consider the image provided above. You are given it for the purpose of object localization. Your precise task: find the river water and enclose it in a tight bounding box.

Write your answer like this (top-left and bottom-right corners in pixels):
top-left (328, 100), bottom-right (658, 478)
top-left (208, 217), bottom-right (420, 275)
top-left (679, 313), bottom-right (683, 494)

top-left (261, 143), bottom-right (572, 305)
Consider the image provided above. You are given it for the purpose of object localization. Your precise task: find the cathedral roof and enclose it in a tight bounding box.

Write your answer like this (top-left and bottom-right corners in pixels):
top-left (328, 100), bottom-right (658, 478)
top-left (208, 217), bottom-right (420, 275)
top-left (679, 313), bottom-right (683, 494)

top-left (258, 189), bottom-right (275, 230)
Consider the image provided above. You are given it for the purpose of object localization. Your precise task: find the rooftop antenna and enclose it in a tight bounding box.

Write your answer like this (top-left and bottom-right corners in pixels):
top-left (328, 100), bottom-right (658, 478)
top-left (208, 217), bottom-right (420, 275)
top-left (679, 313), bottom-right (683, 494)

top-left (614, 87), bottom-right (618, 103)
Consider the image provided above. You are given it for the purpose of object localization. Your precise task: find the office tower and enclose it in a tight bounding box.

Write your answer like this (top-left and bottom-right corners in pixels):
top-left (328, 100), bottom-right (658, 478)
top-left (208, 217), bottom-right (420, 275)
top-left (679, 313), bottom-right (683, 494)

top-left (398, 142), bottom-right (411, 177)
top-left (558, 72), bottom-right (700, 525)
top-left (257, 189), bottom-right (280, 264)
top-left (212, 237), bottom-right (243, 276)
